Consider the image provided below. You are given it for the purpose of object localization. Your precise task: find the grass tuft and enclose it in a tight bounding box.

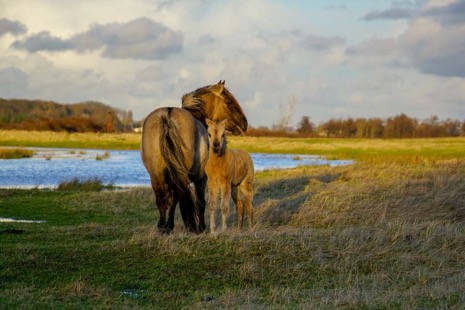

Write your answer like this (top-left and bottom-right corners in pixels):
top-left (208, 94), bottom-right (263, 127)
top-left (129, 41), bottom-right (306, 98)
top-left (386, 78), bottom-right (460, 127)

top-left (56, 177), bottom-right (113, 191)
top-left (0, 148), bottom-right (34, 159)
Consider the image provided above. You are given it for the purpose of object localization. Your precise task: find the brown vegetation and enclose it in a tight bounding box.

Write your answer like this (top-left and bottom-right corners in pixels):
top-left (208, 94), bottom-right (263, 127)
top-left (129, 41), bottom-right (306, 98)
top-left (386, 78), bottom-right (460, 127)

top-left (0, 99), bottom-right (134, 132)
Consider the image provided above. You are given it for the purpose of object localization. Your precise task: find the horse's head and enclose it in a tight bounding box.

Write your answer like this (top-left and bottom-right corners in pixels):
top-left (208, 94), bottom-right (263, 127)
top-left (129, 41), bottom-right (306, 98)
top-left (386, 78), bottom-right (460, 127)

top-left (182, 80), bottom-right (248, 135)
top-left (206, 118), bottom-right (227, 156)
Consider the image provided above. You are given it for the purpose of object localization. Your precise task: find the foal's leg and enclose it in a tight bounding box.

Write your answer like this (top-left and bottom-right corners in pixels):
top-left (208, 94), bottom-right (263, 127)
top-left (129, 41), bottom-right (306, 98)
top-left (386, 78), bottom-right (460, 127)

top-left (220, 183), bottom-right (231, 231)
top-left (231, 185), bottom-right (244, 228)
top-left (240, 178), bottom-right (254, 229)
top-left (194, 175), bottom-right (207, 233)
top-left (208, 182), bottom-right (219, 234)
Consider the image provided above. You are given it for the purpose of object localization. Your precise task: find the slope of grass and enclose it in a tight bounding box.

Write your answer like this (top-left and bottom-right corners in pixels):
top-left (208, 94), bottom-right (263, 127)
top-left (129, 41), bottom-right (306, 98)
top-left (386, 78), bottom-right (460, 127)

top-left (1, 159), bottom-right (464, 308)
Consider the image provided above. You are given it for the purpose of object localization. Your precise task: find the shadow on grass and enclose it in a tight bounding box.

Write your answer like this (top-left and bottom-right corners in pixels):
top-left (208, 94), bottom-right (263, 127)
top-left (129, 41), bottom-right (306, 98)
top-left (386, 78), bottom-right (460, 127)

top-left (253, 172), bottom-right (342, 226)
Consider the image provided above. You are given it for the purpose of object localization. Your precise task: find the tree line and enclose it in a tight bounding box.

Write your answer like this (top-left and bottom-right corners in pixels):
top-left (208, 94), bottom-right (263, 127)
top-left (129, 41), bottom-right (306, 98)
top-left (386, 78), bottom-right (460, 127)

top-left (248, 114), bottom-right (465, 138)
top-left (301, 114), bottom-right (464, 138)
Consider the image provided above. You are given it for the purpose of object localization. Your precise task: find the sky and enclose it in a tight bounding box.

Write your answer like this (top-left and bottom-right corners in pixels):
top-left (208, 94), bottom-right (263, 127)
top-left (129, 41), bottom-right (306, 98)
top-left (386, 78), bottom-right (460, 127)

top-left (1, 0), bottom-right (465, 127)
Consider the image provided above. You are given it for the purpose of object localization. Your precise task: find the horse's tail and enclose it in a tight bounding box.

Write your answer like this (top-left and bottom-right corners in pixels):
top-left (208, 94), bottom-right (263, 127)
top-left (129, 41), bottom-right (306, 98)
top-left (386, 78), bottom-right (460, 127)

top-left (159, 108), bottom-right (199, 233)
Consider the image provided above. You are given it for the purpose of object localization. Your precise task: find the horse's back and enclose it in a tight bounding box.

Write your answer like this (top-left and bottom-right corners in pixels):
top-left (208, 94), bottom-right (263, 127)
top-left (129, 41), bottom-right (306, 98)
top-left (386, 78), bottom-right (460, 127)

top-left (141, 107), bottom-right (207, 181)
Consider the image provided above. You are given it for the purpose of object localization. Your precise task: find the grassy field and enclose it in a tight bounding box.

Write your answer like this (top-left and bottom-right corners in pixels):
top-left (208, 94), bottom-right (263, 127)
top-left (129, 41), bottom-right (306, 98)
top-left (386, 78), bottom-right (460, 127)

top-left (0, 130), bottom-right (140, 150)
top-left (1, 131), bottom-right (465, 308)
top-left (2, 129), bottom-right (465, 161)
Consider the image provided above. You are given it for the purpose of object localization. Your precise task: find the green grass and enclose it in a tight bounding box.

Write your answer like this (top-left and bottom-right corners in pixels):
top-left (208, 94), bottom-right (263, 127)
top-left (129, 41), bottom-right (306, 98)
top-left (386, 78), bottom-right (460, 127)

top-left (1, 159), bottom-right (465, 308)
top-left (1, 130), bottom-right (465, 307)
top-left (0, 130), bottom-right (140, 150)
top-left (2, 130), bottom-right (465, 162)
top-left (228, 136), bottom-right (465, 162)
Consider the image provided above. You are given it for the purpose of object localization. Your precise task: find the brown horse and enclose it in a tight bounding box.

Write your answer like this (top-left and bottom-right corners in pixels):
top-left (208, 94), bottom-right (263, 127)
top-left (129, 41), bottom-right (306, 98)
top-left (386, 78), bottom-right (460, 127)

top-left (141, 81), bottom-right (248, 234)
top-left (205, 119), bottom-right (254, 233)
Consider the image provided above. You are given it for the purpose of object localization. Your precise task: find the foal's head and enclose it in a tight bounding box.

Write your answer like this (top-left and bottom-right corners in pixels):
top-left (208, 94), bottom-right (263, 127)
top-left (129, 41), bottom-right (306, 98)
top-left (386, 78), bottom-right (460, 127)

top-left (206, 118), bottom-right (228, 156)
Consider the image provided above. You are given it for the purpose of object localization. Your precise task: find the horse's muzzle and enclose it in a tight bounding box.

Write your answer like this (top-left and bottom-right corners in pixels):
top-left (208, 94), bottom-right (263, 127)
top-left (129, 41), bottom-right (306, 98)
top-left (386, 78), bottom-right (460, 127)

top-left (213, 144), bottom-right (221, 155)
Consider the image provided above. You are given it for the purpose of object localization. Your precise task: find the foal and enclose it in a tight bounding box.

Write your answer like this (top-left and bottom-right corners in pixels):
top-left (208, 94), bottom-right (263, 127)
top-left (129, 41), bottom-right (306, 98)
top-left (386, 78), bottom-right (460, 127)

top-left (205, 119), bottom-right (254, 233)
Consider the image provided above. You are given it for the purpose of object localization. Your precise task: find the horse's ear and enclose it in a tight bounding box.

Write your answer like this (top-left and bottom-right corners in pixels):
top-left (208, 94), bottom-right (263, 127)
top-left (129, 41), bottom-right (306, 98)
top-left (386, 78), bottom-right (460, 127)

top-left (221, 80), bottom-right (225, 85)
top-left (206, 118), bottom-right (214, 127)
top-left (221, 119), bottom-right (229, 126)
top-left (210, 82), bottom-right (224, 96)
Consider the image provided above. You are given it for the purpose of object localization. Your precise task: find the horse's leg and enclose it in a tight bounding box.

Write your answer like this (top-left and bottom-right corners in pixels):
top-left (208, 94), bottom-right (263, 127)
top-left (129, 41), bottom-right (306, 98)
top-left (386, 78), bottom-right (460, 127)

top-left (220, 183), bottom-right (231, 231)
top-left (165, 191), bottom-right (178, 234)
top-left (194, 176), bottom-right (207, 233)
top-left (179, 193), bottom-right (198, 233)
top-left (231, 185), bottom-right (244, 228)
top-left (153, 186), bottom-right (168, 233)
top-left (208, 182), bottom-right (218, 234)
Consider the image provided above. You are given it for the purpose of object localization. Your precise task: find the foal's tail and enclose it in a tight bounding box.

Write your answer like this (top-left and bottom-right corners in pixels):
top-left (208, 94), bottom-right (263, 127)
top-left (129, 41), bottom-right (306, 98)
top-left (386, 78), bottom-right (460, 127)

top-left (159, 108), bottom-right (199, 233)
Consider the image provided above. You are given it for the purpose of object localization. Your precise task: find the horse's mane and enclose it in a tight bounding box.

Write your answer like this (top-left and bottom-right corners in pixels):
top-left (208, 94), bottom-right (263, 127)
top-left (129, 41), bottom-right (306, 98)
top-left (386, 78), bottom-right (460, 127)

top-left (181, 90), bottom-right (206, 122)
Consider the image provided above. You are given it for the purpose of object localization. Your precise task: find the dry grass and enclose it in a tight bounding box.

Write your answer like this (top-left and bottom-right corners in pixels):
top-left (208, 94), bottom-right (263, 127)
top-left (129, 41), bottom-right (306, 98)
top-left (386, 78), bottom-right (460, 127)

top-left (121, 160), bottom-right (465, 308)
top-left (0, 148), bottom-right (33, 159)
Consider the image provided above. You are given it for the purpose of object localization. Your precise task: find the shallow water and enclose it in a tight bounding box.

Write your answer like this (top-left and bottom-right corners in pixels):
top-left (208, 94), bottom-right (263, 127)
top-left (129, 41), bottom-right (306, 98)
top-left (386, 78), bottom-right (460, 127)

top-left (0, 148), bottom-right (352, 188)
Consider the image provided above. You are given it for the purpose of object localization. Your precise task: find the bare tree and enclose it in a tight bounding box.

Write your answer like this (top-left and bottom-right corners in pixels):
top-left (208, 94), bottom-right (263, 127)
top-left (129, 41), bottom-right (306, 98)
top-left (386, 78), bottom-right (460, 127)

top-left (276, 94), bottom-right (297, 131)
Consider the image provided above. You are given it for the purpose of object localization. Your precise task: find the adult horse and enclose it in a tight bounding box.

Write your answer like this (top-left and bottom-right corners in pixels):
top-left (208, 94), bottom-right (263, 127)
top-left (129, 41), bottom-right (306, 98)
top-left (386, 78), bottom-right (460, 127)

top-left (141, 81), bottom-right (248, 234)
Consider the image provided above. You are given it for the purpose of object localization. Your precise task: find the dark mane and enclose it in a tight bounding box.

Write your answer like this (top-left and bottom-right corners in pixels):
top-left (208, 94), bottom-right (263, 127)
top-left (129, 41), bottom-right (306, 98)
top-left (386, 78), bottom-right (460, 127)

top-left (181, 90), bottom-right (206, 123)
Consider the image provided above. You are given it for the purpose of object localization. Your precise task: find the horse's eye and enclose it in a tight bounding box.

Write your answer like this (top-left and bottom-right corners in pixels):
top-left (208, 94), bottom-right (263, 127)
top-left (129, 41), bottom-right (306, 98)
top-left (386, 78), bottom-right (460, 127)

top-left (208, 133), bottom-right (211, 137)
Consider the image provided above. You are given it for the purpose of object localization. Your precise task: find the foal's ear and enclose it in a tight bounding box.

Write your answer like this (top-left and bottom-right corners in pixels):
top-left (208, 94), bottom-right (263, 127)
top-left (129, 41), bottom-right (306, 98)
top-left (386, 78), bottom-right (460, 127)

top-left (221, 119), bottom-right (229, 126)
top-left (206, 118), bottom-right (214, 127)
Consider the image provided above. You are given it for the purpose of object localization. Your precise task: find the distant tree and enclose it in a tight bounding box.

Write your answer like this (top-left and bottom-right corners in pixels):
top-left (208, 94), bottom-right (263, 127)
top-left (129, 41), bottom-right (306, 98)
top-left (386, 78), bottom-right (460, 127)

top-left (106, 112), bottom-right (114, 133)
top-left (385, 114), bottom-right (416, 138)
top-left (297, 116), bottom-right (313, 134)
top-left (341, 118), bottom-right (357, 137)
top-left (321, 118), bottom-right (341, 137)
top-left (276, 95), bottom-right (297, 131)
top-left (443, 119), bottom-right (461, 137)
top-left (355, 118), bottom-right (368, 138)
top-left (366, 118), bottom-right (384, 138)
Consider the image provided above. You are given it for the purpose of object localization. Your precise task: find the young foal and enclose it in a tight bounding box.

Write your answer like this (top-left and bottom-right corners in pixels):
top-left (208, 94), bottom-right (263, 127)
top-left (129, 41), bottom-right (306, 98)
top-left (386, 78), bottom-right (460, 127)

top-left (205, 119), bottom-right (254, 233)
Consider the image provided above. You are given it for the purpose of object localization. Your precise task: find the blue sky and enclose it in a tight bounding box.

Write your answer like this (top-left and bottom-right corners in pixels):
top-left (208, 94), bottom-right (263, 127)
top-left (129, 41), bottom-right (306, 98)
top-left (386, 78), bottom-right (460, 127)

top-left (1, 0), bottom-right (464, 127)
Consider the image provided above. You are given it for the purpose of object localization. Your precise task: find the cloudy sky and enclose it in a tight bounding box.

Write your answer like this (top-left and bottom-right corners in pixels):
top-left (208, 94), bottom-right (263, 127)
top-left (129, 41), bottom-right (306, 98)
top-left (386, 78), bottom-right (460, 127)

top-left (1, 0), bottom-right (464, 127)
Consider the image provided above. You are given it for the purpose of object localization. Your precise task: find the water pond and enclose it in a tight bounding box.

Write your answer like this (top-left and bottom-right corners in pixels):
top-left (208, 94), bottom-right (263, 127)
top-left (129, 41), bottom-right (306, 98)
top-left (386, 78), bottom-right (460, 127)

top-left (0, 148), bottom-right (353, 188)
